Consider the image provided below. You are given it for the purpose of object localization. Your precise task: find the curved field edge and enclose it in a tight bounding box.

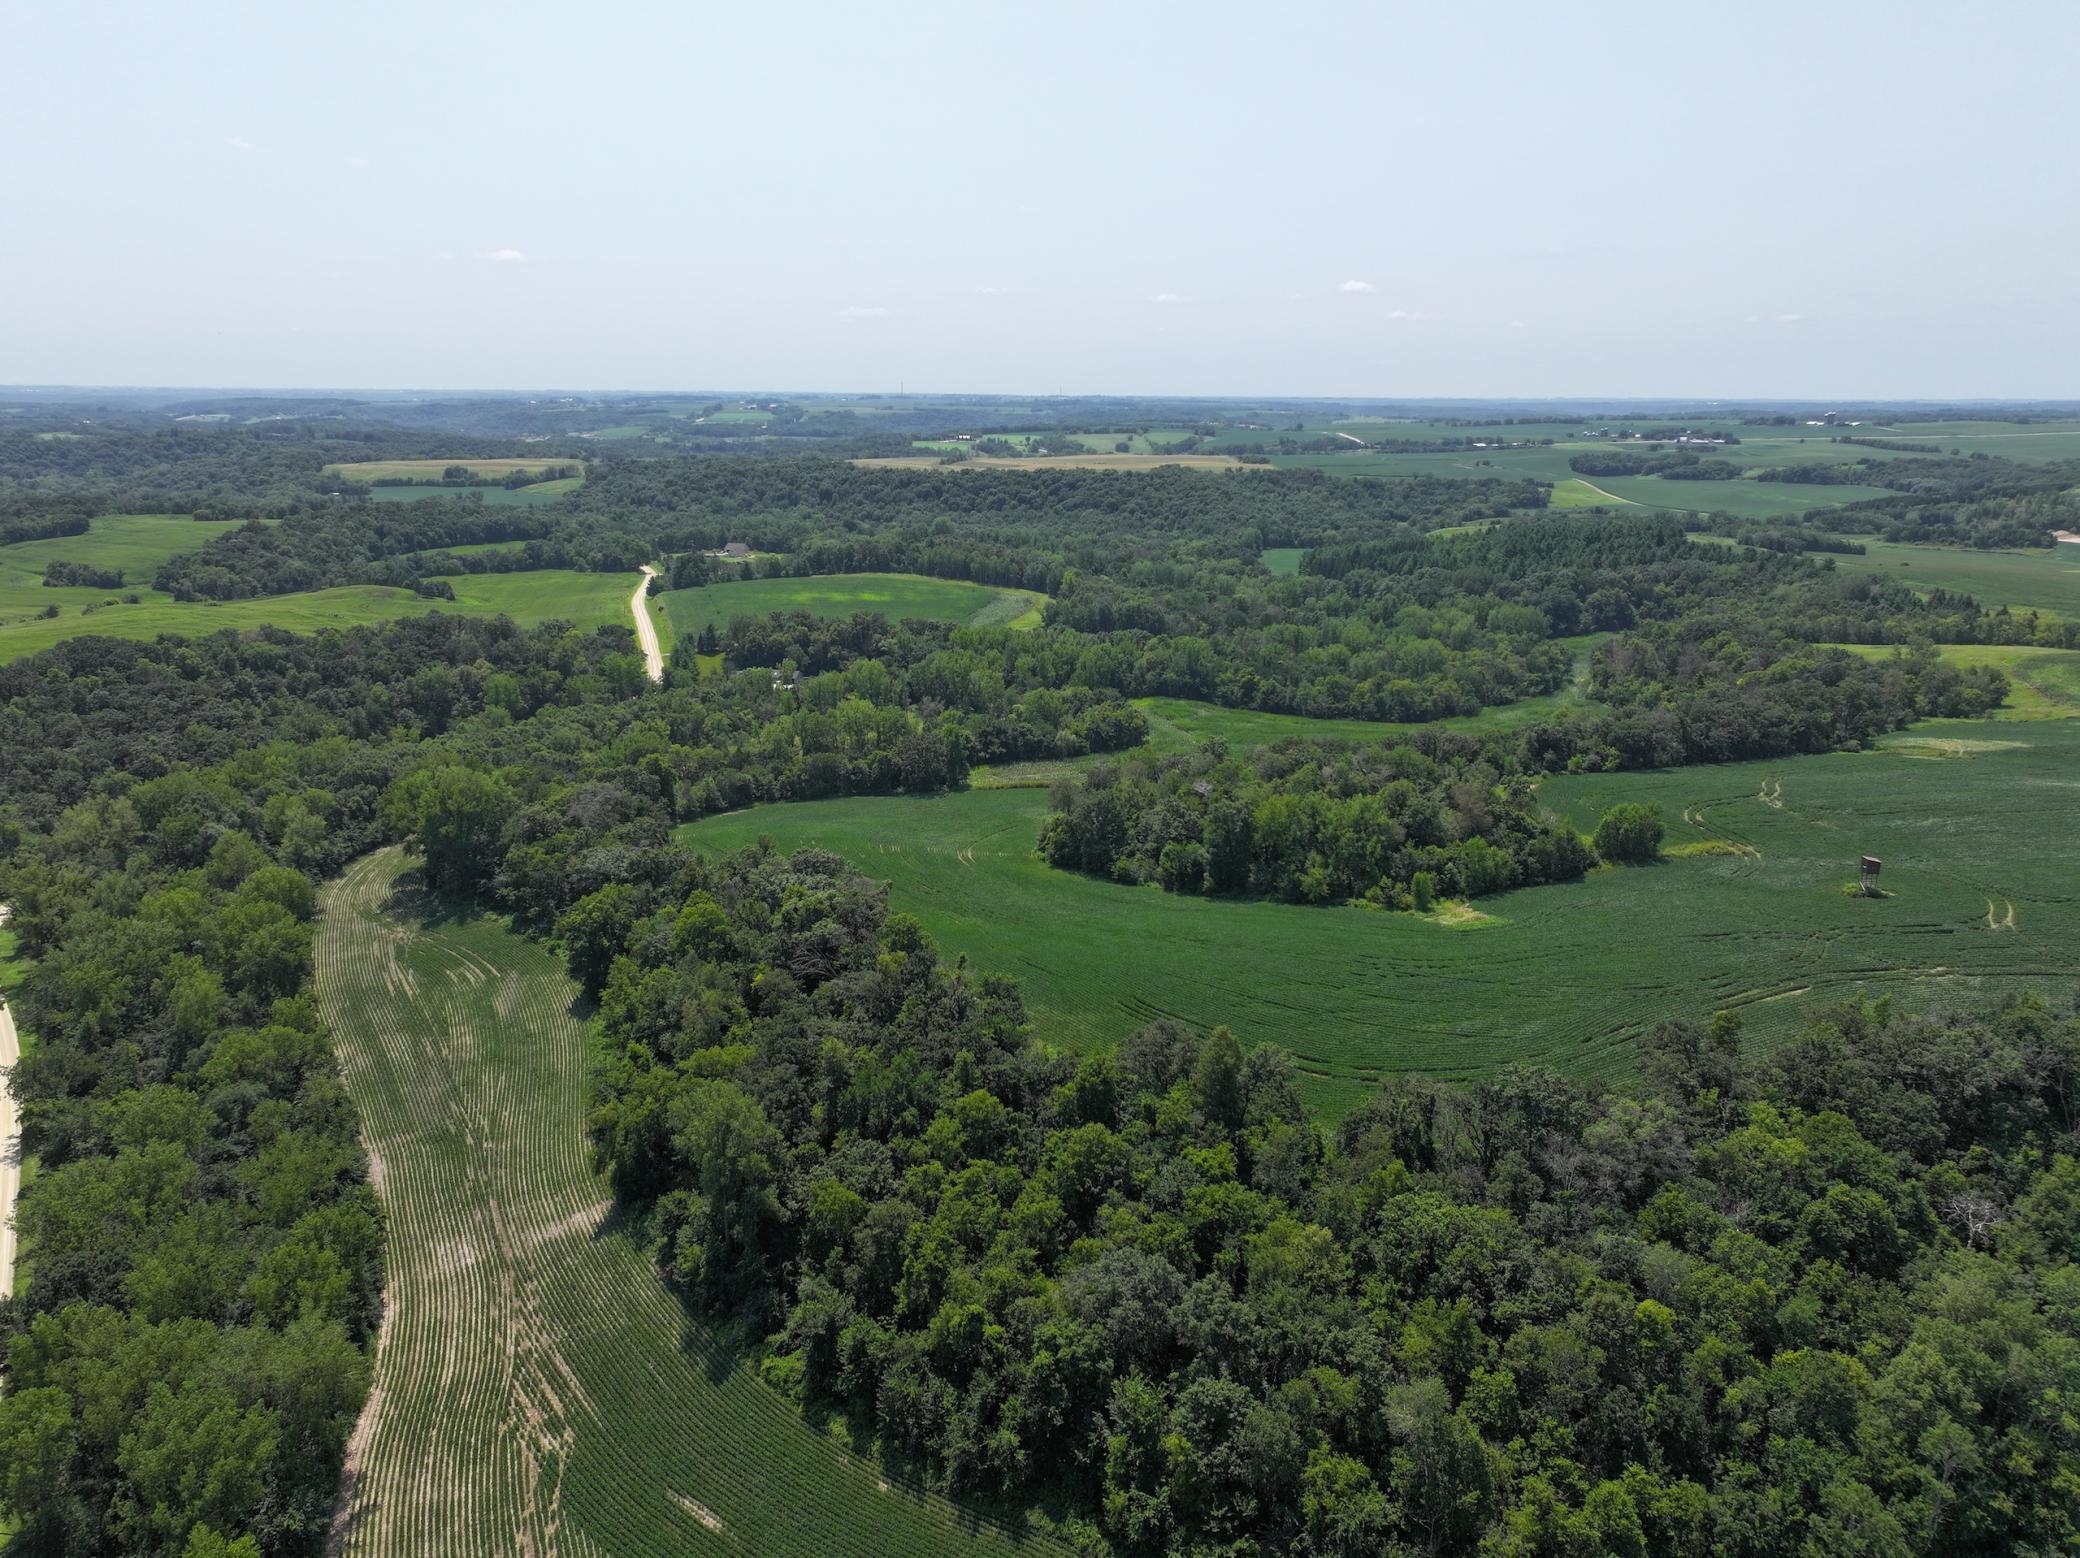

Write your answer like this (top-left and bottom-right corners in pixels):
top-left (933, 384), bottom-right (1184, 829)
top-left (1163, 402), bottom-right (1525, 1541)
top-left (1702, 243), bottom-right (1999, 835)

top-left (314, 847), bottom-right (1065, 1558)
top-left (681, 719), bottom-right (2080, 1118)
top-left (0, 568), bottom-right (641, 664)
top-left (657, 573), bottom-right (1047, 640)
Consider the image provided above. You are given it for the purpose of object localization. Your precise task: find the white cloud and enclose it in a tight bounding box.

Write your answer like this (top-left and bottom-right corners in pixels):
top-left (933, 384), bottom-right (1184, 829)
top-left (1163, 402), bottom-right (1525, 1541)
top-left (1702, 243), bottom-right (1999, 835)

top-left (1386, 309), bottom-right (1435, 321)
top-left (837, 305), bottom-right (891, 318)
top-left (433, 249), bottom-right (454, 261)
top-left (1149, 292), bottom-right (1188, 305)
top-left (483, 248), bottom-right (528, 264)
top-left (347, 155), bottom-right (369, 169)
top-left (1774, 312), bottom-right (1806, 323)
top-left (974, 284), bottom-right (1008, 296)
top-left (225, 135), bottom-right (255, 152)
top-left (1338, 279), bottom-right (1377, 294)
top-left (1507, 319), bottom-right (1527, 329)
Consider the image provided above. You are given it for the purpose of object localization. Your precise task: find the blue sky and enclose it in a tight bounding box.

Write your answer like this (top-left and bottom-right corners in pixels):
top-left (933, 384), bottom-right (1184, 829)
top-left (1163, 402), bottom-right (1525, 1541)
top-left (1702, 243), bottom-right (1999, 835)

top-left (4, 0), bottom-right (2075, 396)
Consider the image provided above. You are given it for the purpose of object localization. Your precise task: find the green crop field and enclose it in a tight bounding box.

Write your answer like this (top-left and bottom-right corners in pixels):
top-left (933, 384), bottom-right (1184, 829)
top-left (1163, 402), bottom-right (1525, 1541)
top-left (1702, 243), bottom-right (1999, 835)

top-left (1832, 643), bottom-right (2080, 720)
top-left (1844, 420), bottom-right (2080, 462)
top-left (0, 568), bottom-right (642, 664)
top-left (660, 573), bottom-right (1045, 640)
top-left (314, 849), bottom-right (1061, 1558)
top-left (1583, 475), bottom-right (1899, 518)
top-left (1134, 633), bottom-right (1607, 752)
top-left (1259, 546), bottom-right (1307, 575)
top-left (1826, 539), bottom-right (2080, 621)
top-left (1265, 447), bottom-right (1582, 483)
top-left (323, 458), bottom-right (581, 481)
top-left (368, 475), bottom-right (585, 505)
top-left (682, 718), bottom-right (2080, 1118)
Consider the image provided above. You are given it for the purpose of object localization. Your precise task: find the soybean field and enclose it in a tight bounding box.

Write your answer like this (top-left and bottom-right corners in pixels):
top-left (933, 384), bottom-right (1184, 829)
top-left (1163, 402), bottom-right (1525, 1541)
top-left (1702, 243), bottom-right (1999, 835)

top-left (314, 849), bottom-right (1065, 1558)
top-left (683, 719), bottom-right (2080, 1117)
top-left (1825, 539), bottom-right (2080, 622)
top-left (660, 572), bottom-right (1045, 639)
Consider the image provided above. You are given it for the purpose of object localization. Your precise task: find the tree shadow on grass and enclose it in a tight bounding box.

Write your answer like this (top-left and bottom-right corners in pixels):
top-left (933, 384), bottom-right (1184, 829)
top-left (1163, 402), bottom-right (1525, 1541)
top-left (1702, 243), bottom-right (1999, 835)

top-left (380, 863), bottom-right (487, 931)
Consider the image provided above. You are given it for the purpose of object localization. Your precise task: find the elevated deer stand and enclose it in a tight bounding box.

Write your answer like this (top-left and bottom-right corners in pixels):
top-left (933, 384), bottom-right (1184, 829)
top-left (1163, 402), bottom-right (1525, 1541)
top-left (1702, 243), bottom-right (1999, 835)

top-left (1858, 856), bottom-right (1883, 897)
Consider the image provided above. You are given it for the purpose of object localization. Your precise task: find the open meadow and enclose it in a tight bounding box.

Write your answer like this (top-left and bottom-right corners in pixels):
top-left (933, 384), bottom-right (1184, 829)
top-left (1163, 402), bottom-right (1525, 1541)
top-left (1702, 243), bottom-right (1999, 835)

top-left (683, 719), bottom-right (2080, 1117)
top-left (323, 458), bottom-right (581, 482)
top-left (0, 513), bottom-right (237, 628)
top-left (313, 849), bottom-right (1065, 1558)
top-left (1131, 633), bottom-right (1608, 752)
top-left (0, 567), bottom-right (642, 663)
top-left (854, 452), bottom-right (1252, 472)
top-left (660, 573), bottom-right (1045, 639)
top-left (1826, 539), bottom-right (2080, 620)
top-left (368, 475), bottom-right (586, 504)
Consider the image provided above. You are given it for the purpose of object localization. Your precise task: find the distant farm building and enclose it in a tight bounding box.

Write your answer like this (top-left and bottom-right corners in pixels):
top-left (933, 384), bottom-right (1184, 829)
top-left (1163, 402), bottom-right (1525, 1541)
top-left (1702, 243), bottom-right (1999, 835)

top-left (720, 541), bottom-right (751, 559)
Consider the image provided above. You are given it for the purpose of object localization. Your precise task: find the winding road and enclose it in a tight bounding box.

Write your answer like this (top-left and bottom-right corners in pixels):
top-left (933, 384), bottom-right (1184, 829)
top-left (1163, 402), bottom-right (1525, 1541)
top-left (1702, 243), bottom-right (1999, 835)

top-left (1, 906), bottom-right (20, 1299)
top-left (631, 566), bottom-right (664, 682)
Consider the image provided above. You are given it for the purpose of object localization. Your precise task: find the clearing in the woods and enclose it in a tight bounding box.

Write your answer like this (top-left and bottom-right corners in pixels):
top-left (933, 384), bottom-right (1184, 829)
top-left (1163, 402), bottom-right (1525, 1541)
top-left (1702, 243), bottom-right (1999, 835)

top-left (682, 718), bottom-right (2080, 1117)
top-left (314, 848), bottom-right (1063, 1558)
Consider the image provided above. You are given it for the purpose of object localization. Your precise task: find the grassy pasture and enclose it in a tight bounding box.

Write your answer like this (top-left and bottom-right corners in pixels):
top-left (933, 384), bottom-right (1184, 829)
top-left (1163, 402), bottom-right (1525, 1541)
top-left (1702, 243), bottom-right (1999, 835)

top-left (1259, 547), bottom-right (1307, 575)
top-left (1133, 634), bottom-right (1608, 753)
top-left (323, 458), bottom-right (580, 482)
top-left (426, 538), bottom-right (532, 556)
top-left (0, 513), bottom-right (235, 628)
top-left (368, 475), bottom-right (585, 505)
top-left (315, 850), bottom-right (1060, 1558)
top-left (1133, 683), bottom-right (1601, 753)
top-left (660, 574), bottom-right (1045, 641)
top-left (682, 720), bottom-right (2080, 1117)
top-left (1825, 540), bottom-right (2080, 621)
top-left (1832, 643), bottom-right (2080, 720)
top-left (0, 568), bottom-right (640, 664)
top-left (1550, 478), bottom-right (1633, 508)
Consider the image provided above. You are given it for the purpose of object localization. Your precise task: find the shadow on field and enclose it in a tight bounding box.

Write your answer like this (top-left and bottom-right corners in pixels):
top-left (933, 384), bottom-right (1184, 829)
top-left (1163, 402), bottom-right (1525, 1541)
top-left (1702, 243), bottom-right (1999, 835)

top-left (380, 866), bottom-right (484, 931)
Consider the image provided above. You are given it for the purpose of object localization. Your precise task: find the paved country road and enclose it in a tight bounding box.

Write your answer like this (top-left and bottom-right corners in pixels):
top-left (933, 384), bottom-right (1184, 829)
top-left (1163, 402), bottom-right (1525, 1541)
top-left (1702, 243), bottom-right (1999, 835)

top-left (631, 566), bottom-right (664, 682)
top-left (0, 906), bottom-right (20, 1298)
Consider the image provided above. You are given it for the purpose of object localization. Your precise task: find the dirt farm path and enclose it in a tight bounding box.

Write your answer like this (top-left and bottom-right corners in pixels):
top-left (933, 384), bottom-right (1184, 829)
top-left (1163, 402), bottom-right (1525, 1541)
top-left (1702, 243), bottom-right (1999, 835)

top-left (0, 906), bottom-right (21, 1299)
top-left (631, 566), bottom-right (664, 682)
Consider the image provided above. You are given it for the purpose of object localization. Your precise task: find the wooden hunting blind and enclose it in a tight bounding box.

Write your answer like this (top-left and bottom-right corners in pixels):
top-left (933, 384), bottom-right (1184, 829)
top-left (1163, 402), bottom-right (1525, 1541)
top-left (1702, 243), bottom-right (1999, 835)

top-left (1859, 856), bottom-right (1882, 895)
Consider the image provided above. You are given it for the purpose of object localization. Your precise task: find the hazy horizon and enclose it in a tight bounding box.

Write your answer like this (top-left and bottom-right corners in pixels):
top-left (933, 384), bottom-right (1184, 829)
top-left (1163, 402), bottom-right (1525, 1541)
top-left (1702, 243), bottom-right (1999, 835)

top-left (7, 0), bottom-right (2075, 398)
top-left (10, 384), bottom-right (2080, 409)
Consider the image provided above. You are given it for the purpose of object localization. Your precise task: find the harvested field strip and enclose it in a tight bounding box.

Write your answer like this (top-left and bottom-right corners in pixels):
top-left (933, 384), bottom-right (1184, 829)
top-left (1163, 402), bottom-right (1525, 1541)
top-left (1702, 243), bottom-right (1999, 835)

top-left (316, 849), bottom-right (1062, 1557)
